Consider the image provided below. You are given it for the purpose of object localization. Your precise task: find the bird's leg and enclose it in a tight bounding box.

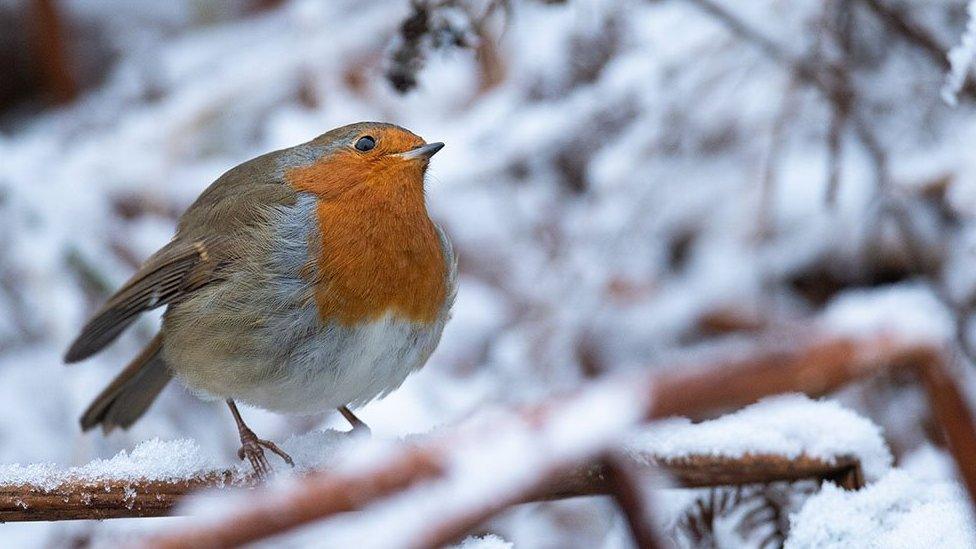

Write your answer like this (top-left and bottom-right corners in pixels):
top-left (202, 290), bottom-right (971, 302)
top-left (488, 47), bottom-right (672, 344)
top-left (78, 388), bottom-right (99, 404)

top-left (226, 399), bottom-right (294, 479)
top-left (338, 405), bottom-right (371, 435)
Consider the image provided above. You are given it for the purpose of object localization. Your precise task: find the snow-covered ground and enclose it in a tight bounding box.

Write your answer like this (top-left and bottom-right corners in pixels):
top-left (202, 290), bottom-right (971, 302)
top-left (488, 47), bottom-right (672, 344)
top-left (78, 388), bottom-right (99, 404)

top-left (2, 0), bottom-right (976, 546)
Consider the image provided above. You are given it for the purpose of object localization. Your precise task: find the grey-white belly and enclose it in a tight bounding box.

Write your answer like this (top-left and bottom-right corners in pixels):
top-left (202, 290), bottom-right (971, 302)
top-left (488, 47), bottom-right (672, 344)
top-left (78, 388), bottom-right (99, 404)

top-left (236, 309), bottom-right (444, 414)
top-left (166, 277), bottom-right (449, 414)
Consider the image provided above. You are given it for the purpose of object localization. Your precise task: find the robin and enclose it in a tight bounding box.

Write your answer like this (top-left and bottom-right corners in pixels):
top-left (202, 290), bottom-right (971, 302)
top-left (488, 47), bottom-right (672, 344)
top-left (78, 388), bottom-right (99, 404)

top-left (64, 122), bottom-right (457, 477)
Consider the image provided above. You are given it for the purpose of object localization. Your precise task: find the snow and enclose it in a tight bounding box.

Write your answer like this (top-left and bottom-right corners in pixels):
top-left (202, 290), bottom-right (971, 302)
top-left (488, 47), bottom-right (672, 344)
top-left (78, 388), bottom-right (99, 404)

top-left (1, 0), bottom-right (975, 546)
top-left (279, 429), bottom-right (356, 472)
top-left (0, 439), bottom-right (221, 492)
top-left (821, 283), bottom-right (955, 345)
top-left (453, 534), bottom-right (513, 549)
top-left (243, 377), bottom-right (649, 549)
top-left (787, 470), bottom-right (976, 548)
top-left (630, 395), bottom-right (892, 482)
top-left (943, 1), bottom-right (976, 106)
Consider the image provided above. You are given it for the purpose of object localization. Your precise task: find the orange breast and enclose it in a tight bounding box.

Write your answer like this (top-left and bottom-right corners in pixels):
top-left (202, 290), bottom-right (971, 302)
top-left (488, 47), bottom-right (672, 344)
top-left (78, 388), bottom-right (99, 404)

top-left (286, 156), bottom-right (447, 326)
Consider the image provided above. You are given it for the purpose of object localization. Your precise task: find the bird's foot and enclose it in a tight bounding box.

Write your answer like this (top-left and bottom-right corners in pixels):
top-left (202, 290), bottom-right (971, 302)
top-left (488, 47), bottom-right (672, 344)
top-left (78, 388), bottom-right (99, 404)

top-left (338, 405), bottom-right (371, 436)
top-left (236, 427), bottom-right (294, 479)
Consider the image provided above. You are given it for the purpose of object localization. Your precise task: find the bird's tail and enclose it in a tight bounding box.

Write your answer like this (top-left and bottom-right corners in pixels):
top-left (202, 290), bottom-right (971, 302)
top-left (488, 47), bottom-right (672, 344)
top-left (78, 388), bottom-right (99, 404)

top-left (80, 333), bottom-right (172, 433)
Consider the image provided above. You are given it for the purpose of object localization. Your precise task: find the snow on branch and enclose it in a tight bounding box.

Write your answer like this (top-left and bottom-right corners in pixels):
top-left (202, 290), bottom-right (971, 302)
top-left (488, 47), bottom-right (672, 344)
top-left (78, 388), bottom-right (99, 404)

top-left (0, 449), bottom-right (860, 523)
top-left (0, 439), bottom-right (249, 521)
top-left (943, 0), bottom-right (976, 106)
top-left (0, 471), bottom-right (243, 522)
top-left (0, 397), bottom-right (873, 523)
top-left (149, 331), bottom-right (974, 548)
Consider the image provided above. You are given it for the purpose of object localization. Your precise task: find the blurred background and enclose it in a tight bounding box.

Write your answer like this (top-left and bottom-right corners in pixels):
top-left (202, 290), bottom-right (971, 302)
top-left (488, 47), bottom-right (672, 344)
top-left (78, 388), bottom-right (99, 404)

top-left (2, 0), bottom-right (976, 546)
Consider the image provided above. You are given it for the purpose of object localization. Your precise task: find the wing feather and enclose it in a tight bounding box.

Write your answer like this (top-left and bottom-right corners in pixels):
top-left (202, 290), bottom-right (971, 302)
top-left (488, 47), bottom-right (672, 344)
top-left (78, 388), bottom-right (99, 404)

top-left (63, 237), bottom-right (227, 363)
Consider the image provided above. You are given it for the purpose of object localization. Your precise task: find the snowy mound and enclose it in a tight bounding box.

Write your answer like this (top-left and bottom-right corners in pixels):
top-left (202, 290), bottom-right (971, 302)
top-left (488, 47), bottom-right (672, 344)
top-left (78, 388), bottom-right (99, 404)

top-left (629, 395), bottom-right (892, 481)
top-left (787, 470), bottom-right (976, 548)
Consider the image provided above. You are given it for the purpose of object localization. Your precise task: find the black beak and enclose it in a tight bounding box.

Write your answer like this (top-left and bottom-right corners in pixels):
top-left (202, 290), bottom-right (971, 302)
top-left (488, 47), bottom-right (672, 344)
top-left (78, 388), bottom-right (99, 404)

top-left (400, 142), bottom-right (445, 160)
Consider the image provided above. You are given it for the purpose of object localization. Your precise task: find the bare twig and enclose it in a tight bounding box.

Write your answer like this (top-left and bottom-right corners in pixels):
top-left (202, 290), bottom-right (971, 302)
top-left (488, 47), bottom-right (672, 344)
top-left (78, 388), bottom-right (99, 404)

top-left (825, 2), bottom-right (854, 207)
top-left (755, 81), bottom-right (798, 240)
top-left (655, 453), bottom-right (863, 490)
top-left (825, 105), bottom-right (846, 205)
top-left (859, 0), bottom-right (950, 69)
top-left (601, 452), bottom-right (664, 549)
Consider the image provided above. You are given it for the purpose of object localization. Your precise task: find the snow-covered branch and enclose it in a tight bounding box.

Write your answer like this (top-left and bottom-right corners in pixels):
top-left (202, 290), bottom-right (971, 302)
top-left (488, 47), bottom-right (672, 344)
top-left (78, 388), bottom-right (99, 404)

top-left (0, 472), bottom-right (244, 522)
top-left (0, 437), bottom-right (864, 523)
top-left (146, 331), bottom-right (968, 548)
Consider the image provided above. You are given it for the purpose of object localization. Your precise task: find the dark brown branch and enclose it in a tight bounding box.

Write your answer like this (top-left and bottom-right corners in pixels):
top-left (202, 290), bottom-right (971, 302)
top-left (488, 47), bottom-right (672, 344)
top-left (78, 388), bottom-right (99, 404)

top-left (601, 452), bottom-right (665, 549)
top-left (653, 453), bottom-right (864, 490)
top-left (29, 0), bottom-right (77, 104)
top-left (646, 335), bottom-right (921, 420)
top-left (914, 349), bottom-right (976, 499)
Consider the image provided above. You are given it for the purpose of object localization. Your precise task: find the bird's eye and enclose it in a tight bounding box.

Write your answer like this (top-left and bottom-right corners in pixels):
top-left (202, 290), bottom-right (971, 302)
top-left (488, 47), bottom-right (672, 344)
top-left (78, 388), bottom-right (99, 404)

top-left (355, 136), bottom-right (376, 152)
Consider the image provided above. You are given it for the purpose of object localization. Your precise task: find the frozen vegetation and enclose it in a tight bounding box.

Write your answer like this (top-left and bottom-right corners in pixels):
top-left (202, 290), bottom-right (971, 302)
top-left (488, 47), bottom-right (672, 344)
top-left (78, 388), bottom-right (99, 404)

top-left (2, 0), bottom-right (976, 546)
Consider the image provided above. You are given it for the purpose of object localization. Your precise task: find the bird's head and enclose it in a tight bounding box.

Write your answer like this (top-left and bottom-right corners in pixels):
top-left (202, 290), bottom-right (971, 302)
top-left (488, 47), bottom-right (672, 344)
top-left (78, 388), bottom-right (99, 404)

top-left (285, 122), bottom-right (443, 201)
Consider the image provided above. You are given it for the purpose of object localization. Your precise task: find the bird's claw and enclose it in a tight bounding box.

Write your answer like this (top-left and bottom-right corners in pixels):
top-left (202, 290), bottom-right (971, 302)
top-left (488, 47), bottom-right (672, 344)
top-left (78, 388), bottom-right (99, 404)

top-left (237, 429), bottom-right (294, 479)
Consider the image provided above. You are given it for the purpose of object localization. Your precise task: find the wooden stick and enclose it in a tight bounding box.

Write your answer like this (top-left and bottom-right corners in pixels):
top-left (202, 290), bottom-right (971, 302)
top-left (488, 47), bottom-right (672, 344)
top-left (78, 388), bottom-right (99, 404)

top-left (151, 334), bottom-right (937, 548)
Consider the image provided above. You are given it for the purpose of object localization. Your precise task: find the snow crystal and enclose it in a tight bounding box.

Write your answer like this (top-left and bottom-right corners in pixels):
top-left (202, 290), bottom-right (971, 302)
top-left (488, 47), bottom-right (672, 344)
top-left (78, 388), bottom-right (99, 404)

top-left (821, 283), bottom-right (954, 345)
top-left (452, 534), bottom-right (513, 549)
top-left (787, 470), bottom-right (976, 548)
top-left (0, 439), bottom-right (220, 491)
top-left (629, 395), bottom-right (892, 481)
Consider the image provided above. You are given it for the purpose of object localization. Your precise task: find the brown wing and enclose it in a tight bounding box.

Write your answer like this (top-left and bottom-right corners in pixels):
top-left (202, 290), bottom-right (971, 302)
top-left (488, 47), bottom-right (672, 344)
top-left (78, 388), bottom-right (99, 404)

top-left (64, 236), bottom-right (228, 363)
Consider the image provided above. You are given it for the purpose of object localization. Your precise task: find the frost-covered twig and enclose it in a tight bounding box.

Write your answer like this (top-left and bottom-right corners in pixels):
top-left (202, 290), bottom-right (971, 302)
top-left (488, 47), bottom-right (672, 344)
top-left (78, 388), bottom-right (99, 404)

top-left (0, 439), bottom-right (249, 522)
top-left (386, 0), bottom-right (508, 93)
top-left (150, 333), bottom-right (957, 548)
top-left (0, 471), bottom-right (246, 521)
top-left (943, 0), bottom-right (976, 105)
